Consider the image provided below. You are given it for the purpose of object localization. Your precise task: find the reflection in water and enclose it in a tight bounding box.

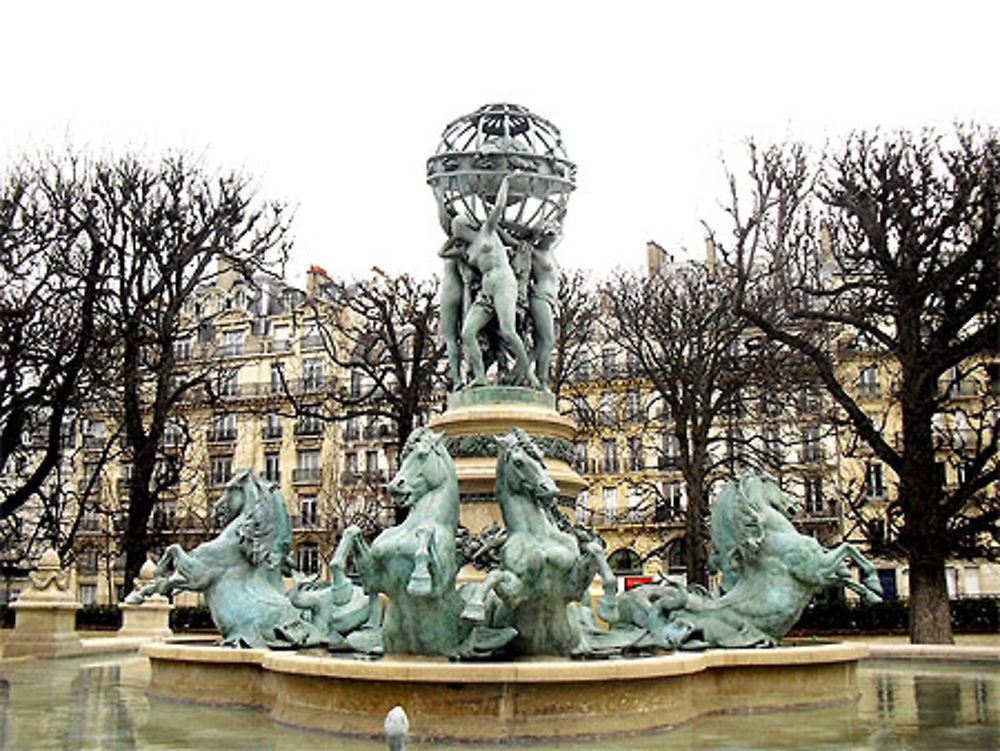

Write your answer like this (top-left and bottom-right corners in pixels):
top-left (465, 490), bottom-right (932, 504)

top-left (0, 655), bottom-right (996, 750)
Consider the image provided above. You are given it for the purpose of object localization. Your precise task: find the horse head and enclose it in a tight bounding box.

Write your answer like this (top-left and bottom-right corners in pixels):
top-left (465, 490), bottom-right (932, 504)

top-left (740, 470), bottom-right (800, 520)
top-left (212, 469), bottom-right (258, 527)
top-left (387, 427), bottom-right (456, 508)
top-left (496, 428), bottom-right (558, 506)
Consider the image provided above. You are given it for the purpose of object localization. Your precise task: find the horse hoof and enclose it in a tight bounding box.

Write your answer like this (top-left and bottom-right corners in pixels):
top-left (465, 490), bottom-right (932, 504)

top-left (461, 601), bottom-right (486, 623)
top-left (407, 575), bottom-right (432, 597)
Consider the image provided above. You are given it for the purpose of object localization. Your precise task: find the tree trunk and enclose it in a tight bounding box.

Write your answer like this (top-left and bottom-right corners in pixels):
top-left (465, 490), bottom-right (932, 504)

top-left (908, 556), bottom-right (954, 644)
top-left (683, 483), bottom-right (710, 587)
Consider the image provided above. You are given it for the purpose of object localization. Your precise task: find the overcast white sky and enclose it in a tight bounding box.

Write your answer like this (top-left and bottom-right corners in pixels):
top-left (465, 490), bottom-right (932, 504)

top-left (3, 1), bottom-right (998, 284)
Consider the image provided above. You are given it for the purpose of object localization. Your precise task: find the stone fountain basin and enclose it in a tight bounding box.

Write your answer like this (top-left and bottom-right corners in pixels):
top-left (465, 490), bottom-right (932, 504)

top-left (142, 641), bottom-right (869, 741)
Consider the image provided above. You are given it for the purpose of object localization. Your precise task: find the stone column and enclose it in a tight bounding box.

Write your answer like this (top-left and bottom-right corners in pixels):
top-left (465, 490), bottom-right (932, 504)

top-left (118, 560), bottom-right (173, 639)
top-left (3, 548), bottom-right (82, 658)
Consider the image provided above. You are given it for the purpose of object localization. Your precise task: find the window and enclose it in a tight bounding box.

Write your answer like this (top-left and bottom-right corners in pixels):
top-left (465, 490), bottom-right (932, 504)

top-left (800, 426), bottom-right (822, 464)
top-left (804, 477), bottom-right (825, 516)
top-left (294, 449), bottom-right (322, 484)
top-left (300, 495), bottom-right (319, 528)
top-left (152, 499), bottom-right (177, 530)
top-left (658, 482), bottom-right (683, 521)
top-left (344, 452), bottom-right (358, 474)
top-left (174, 338), bottom-right (193, 361)
top-left (600, 392), bottom-right (617, 427)
top-left (799, 388), bottom-right (822, 415)
top-left (571, 395), bottom-right (591, 425)
top-left (627, 436), bottom-right (643, 472)
top-left (209, 413), bottom-right (237, 442)
top-left (84, 419), bottom-right (106, 449)
top-left (661, 434), bottom-right (680, 469)
top-left (264, 452), bottom-right (281, 483)
top-left (864, 462), bottom-right (885, 500)
top-left (350, 370), bottom-right (363, 398)
top-left (601, 349), bottom-right (618, 380)
top-left (263, 411), bottom-right (283, 439)
top-left (366, 450), bottom-right (379, 475)
top-left (602, 486), bottom-right (617, 523)
top-left (859, 366), bottom-right (880, 398)
top-left (601, 439), bottom-right (618, 473)
top-left (270, 363), bottom-right (285, 394)
top-left (345, 416), bottom-right (361, 441)
top-left (575, 490), bottom-right (591, 525)
top-left (626, 486), bottom-right (643, 522)
top-left (303, 358), bottom-right (324, 392)
top-left (624, 390), bottom-right (643, 424)
top-left (221, 329), bottom-right (245, 357)
top-left (79, 584), bottom-right (97, 606)
top-left (296, 410), bottom-right (324, 437)
top-left (607, 548), bottom-right (642, 576)
top-left (217, 369), bottom-right (239, 397)
top-left (81, 507), bottom-right (101, 531)
top-left (78, 548), bottom-right (99, 574)
top-left (573, 442), bottom-right (588, 474)
top-left (297, 542), bottom-right (321, 575)
top-left (163, 421), bottom-right (184, 447)
top-left (211, 455), bottom-right (233, 486)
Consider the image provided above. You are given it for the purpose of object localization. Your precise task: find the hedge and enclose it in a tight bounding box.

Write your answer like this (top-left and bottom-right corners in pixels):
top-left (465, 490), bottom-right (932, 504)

top-left (170, 606), bottom-right (216, 632)
top-left (793, 596), bottom-right (1000, 635)
top-left (76, 605), bottom-right (122, 630)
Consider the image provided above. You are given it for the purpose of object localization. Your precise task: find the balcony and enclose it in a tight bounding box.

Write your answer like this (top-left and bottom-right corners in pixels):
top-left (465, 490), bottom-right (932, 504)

top-left (292, 468), bottom-right (322, 485)
top-left (262, 426), bottom-right (283, 441)
top-left (301, 335), bottom-right (324, 350)
top-left (83, 435), bottom-right (105, 451)
top-left (600, 458), bottom-right (620, 474)
top-left (295, 423), bottom-right (324, 438)
top-left (206, 429), bottom-right (237, 444)
top-left (291, 513), bottom-right (322, 530)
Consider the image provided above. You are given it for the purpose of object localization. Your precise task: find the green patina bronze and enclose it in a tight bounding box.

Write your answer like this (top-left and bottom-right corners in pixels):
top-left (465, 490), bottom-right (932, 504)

top-left (608, 470), bottom-right (884, 649)
top-left (445, 433), bottom-right (574, 465)
top-left (429, 105), bottom-right (575, 393)
top-left (461, 429), bottom-right (623, 656)
top-left (446, 385), bottom-right (556, 410)
top-left (330, 427), bottom-right (515, 657)
top-left (125, 471), bottom-right (336, 648)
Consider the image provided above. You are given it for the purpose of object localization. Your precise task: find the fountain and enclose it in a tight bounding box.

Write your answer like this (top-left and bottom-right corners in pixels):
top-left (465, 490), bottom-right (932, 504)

top-left (135, 104), bottom-right (883, 741)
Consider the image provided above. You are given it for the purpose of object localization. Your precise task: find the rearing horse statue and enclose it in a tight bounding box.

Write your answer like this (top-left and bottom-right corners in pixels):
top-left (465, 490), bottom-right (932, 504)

top-left (463, 428), bottom-right (619, 656)
top-left (617, 470), bottom-right (883, 649)
top-left (333, 427), bottom-right (515, 657)
top-left (126, 470), bottom-right (323, 648)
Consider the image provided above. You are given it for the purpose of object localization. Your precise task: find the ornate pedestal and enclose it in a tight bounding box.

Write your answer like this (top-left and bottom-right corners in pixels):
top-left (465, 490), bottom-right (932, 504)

top-left (428, 387), bottom-right (585, 533)
top-left (3, 549), bottom-right (82, 659)
top-left (119, 560), bottom-right (173, 639)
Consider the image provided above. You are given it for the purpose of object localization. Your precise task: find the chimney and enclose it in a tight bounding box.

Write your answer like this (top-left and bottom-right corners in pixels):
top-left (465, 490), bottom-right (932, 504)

top-left (646, 241), bottom-right (670, 278)
top-left (306, 265), bottom-right (330, 296)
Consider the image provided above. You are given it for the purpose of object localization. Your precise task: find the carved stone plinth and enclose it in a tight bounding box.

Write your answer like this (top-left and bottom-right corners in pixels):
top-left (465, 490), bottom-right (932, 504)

top-left (3, 548), bottom-right (82, 658)
top-left (428, 387), bottom-right (586, 533)
top-left (119, 560), bottom-right (173, 639)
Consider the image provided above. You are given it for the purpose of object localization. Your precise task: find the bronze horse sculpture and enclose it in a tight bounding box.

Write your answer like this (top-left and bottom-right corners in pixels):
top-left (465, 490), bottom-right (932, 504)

top-left (617, 470), bottom-right (883, 649)
top-left (463, 428), bottom-right (620, 656)
top-left (126, 470), bottom-right (323, 648)
top-left (332, 427), bottom-right (514, 656)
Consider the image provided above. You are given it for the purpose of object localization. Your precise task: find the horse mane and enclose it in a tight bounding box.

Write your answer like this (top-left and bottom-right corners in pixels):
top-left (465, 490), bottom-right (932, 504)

top-left (711, 471), bottom-right (770, 589)
top-left (232, 470), bottom-right (294, 572)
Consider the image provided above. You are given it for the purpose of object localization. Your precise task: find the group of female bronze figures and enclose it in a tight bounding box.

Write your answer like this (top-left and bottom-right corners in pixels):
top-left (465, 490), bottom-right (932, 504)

top-left (438, 173), bottom-right (560, 391)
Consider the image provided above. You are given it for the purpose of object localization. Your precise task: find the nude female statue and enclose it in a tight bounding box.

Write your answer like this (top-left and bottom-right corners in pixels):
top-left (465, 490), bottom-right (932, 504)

top-left (440, 174), bottom-right (539, 389)
top-left (527, 220), bottom-right (561, 390)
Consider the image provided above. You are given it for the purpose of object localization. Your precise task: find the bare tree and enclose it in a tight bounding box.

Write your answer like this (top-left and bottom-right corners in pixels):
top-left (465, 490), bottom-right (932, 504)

top-left (301, 271), bottom-right (446, 456)
top-left (0, 154), bottom-right (106, 540)
top-left (549, 268), bottom-right (601, 399)
top-left (601, 261), bottom-right (787, 585)
top-left (714, 126), bottom-right (999, 643)
top-left (87, 154), bottom-right (291, 587)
